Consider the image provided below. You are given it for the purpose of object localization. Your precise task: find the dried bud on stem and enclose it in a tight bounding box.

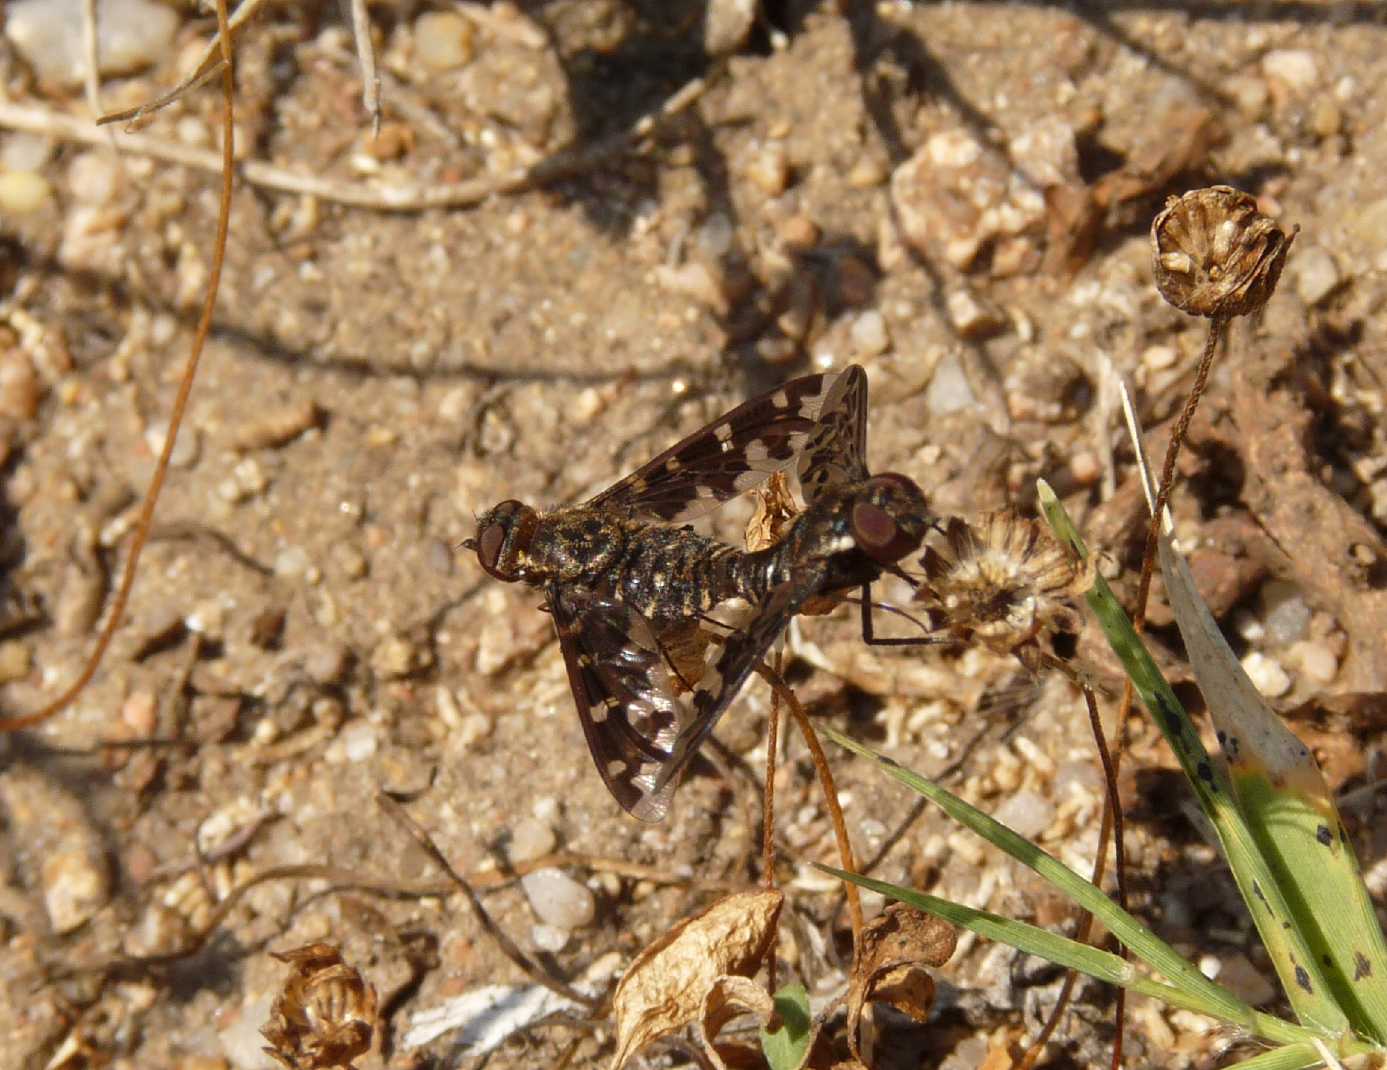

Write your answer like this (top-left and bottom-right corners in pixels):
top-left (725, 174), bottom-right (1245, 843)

top-left (261, 943), bottom-right (378, 1070)
top-left (1151, 185), bottom-right (1297, 318)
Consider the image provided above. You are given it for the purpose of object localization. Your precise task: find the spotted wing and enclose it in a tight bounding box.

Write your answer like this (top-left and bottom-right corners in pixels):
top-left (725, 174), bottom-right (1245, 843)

top-left (650, 561), bottom-right (830, 802)
top-left (587, 369), bottom-right (852, 524)
top-left (797, 363), bottom-right (869, 502)
top-left (549, 584), bottom-right (692, 822)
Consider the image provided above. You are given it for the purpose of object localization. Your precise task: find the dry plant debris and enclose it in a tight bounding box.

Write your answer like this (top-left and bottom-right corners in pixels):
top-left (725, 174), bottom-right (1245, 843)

top-left (609, 889), bottom-right (783, 1069)
top-left (261, 942), bottom-right (379, 1070)
top-left (846, 905), bottom-right (956, 1062)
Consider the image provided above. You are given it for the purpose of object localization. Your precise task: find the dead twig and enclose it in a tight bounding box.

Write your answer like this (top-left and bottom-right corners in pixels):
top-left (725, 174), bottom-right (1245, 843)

top-left (347, 0), bottom-right (381, 136)
top-left (376, 793), bottom-right (598, 1010)
top-left (0, 74), bottom-right (711, 213)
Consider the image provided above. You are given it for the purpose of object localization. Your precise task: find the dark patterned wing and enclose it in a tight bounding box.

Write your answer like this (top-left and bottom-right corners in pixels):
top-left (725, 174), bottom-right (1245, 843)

top-left (587, 369), bottom-right (848, 524)
top-left (650, 561), bottom-right (830, 802)
top-left (549, 584), bottom-right (690, 822)
top-left (797, 363), bottom-right (869, 502)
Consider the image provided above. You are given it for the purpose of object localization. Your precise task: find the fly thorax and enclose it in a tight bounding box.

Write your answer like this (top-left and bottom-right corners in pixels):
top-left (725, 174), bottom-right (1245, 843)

top-left (528, 511), bottom-right (627, 584)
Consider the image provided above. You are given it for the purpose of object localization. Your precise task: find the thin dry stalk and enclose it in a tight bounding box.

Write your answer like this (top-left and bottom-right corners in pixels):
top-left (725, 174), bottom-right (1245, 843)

top-left (375, 793), bottom-right (597, 1010)
top-left (0, 0), bottom-right (237, 733)
top-left (754, 663), bottom-right (863, 967)
top-left (763, 650), bottom-right (783, 995)
top-left (348, 0), bottom-right (381, 135)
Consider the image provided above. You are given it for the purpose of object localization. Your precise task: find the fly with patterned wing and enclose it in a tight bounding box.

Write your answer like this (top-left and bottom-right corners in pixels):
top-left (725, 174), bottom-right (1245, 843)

top-left (463, 366), bottom-right (934, 820)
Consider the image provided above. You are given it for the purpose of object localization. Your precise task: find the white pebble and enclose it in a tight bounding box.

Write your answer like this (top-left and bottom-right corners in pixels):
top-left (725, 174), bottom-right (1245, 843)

top-left (1289, 641), bottom-right (1338, 684)
top-left (0, 172), bottom-right (52, 216)
top-left (925, 352), bottom-right (976, 416)
top-left (521, 867), bottom-right (596, 930)
top-left (1261, 582), bottom-right (1311, 645)
top-left (945, 288), bottom-right (1005, 339)
top-left (531, 923), bottom-right (570, 953)
top-left (745, 142), bottom-right (790, 196)
top-left (6, 0), bottom-right (178, 87)
top-left (414, 12), bottom-right (474, 71)
top-left (994, 790), bottom-right (1056, 840)
top-left (509, 817), bottom-right (558, 864)
top-left (849, 310), bottom-right (889, 356)
top-left (1291, 246), bottom-right (1340, 306)
top-left (340, 720), bottom-right (378, 762)
top-left (67, 152), bottom-right (119, 205)
top-left (0, 133), bottom-right (53, 173)
top-left (144, 419), bottom-right (200, 468)
top-left (1241, 651), bottom-right (1292, 698)
top-left (1261, 49), bottom-right (1318, 93)
top-left (1142, 344), bottom-right (1179, 371)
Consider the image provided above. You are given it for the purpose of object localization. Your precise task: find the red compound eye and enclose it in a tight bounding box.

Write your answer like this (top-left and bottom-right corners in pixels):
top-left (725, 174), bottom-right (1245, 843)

top-left (852, 501), bottom-right (920, 566)
top-left (478, 523), bottom-right (508, 576)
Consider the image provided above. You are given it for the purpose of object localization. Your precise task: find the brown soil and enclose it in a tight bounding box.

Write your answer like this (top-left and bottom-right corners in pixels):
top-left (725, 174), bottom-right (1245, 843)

top-left (1, 2), bottom-right (1385, 1068)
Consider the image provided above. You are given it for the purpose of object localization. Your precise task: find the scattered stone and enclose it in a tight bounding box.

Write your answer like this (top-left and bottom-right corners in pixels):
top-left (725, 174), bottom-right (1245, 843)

top-left (1261, 581), bottom-right (1311, 644)
top-left (531, 923), bottom-right (570, 953)
top-left (993, 791), bottom-right (1056, 840)
top-left (0, 132), bottom-right (52, 173)
top-left (1289, 640), bottom-right (1338, 684)
top-left (776, 214), bottom-right (819, 251)
top-left (1241, 651), bottom-right (1292, 698)
top-left (654, 262), bottom-right (728, 315)
top-left (1261, 49), bottom-right (1318, 94)
top-left (0, 172), bottom-right (53, 216)
top-left (850, 309), bottom-right (889, 356)
top-left (66, 152), bottom-right (120, 206)
top-left (945, 287), bottom-right (1006, 339)
top-left (0, 765), bottom-right (111, 933)
top-left (521, 867), bottom-right (596, 929)
top-left (1141, 344), bottom-right (1179, 371)
top-left (6, 0), bottom-right (179, 87)
top-left (416, 12), bottom-right (475, 71)
top-left (846, 157), bottom-right (887, 189)
top-left (340, 719), bottom-right (378, 762)
top-left (229, 399), bottom-right (321, 451)
top-left (1310, 98), bottom-right (1342, 138)
top-left (0, 347), bottom-right (42, 421)
top-left (121, 689), bottom-right (158, 736)
top-left (745, 141), bottom-right (791, 196)
top-left (1290, 245), bottom-right (1340, 306)
top-left (144, 418), bottom-right (201, 468)
top-left (925, 351), bottom-right (976, 416)
top-left (0, 639), bottom-right (31, 683)
top-left (304, 641), bottom-right (352, 686)
top-left (704, 0), bottom-right (756, 54)
top-left (509, 817), bottom-right (558, 864)
top-left (834, 254), bottom-right (876, 307)
top-left (891, 128), bottom-right (1046, 270)
top-left (372, 634), bottom-right (427, 678)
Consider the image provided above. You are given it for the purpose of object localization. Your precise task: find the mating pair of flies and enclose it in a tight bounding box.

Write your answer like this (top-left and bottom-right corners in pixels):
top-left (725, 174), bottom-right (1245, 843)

top-left (464, 365), bottom-right (939, 822)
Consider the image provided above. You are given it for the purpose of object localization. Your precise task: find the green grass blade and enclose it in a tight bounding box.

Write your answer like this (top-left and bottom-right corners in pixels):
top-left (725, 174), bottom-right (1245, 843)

top-left (1036, 482), bottom-right (1353, 1036)
top-left (819, 865), bottom-right (1327, 1052)
top-left (822, 726), bottom-right (1251, 1023)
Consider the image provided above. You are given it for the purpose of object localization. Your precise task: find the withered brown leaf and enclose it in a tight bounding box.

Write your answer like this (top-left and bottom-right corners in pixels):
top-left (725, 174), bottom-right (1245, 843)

top-left (846, 905), bottom-right (955, 1060)
top-left (609, 890), bottom-right (783, 1069)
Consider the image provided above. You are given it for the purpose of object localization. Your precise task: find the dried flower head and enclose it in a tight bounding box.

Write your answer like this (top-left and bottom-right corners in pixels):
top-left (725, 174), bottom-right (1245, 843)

top-left (915, 511), bottom-right (1092, 653)
top-left (1151, 185), bottom-right (1296, 318)
top-left (261, 943), bottom-right (378, 1070)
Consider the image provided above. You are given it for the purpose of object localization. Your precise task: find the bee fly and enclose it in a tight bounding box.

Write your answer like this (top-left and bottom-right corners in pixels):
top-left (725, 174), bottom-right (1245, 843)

top-left (464, 366), bottom-right (933, 820)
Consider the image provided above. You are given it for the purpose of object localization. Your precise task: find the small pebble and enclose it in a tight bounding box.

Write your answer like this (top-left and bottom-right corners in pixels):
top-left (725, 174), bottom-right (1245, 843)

top-left (304, 641), bottom-right (351, 686)
top-left (6, 0), bottom-right (179, 87)
top-left (849, 310), bottom-right (889, 356)
top-left (0, 132), bottom-right (52, 173)
top-left (531, 923), bottom-right (570, 953)
top-left (1289, 640), bottom-right (1338, 684)
top-left (994, 790), bottom-right (1056, 840)
top-left (67, 152), bottom-right (120, 205)
top-left (846, 157), bottom-right (887, 188)
top-left (925, 352), bottom-right (976, 416)
top-left (521, 867), bottom-right (597, 929)
top-left (144, 418), bottom-right (200, 468)
top-left (340, 720), bottom-right (378, 762)
top-left (121, 690), bottom-right (158, 735)
top-left (1214, 953), bottom-right (1277, 1006)
top-left (454, 712), bottom-right (492, 748)
top-left (1261, 581), bottom-right (1311, 644)
top-left (697, 212), bottom-right (735, 259)
top-left (274, 545), bottom-right (313, 580)
top-left (0, 172), bottom-right (53, 216)
top-left (0, 349), bottom-right (42, 421)
top-left (509, 817), bottom-right (558, 864)
top-left (946, 288), bottom-right (1006, 339)
top-left (704, 0), bottom-right (756, 54)
top-left (0, 640), bottom-right (31, 683)
top-left (1069, 450), bottom-right (1102, 486)
top-left (372, 634), bottom-right (422, 678)
top-left (1241, 651), bottom-right (1292, 698)
top-left (1141, 344), bottom-right (1179, 371)
top-left (1291, 246), bottom-right (1340, 306)
top-left (1261, 49), bottom-right (1318, 94)
top-left (745, 142), bottom-right (790, 196)
top-left (834, 254), bottom-right (876, 307)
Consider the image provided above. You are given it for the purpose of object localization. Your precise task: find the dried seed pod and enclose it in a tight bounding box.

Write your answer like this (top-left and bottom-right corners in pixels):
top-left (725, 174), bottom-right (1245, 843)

top-left (1151, 185), bottom-right (1297, 318)
top-left (915, 511), bottom-right (1093, 654)
top-left (261, 943), bottom-right (378, 1070)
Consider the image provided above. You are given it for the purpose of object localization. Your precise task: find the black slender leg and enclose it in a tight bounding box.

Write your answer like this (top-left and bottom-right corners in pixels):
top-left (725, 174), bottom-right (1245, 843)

top-left (858, 583), bottom-right (944, 647)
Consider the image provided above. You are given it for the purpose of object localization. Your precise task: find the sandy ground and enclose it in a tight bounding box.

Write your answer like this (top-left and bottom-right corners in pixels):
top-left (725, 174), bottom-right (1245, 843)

top-left (1, 2), bottom-right (1386, 1067)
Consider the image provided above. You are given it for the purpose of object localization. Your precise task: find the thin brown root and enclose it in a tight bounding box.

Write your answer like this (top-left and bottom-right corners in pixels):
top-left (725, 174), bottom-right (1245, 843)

top-left (377, 793), bottom-right (598, 1010)
top-left (0, 0), bottom-right (237, 734)
top-left (763, 650), bottom-right (783, 995)
top-left (754, 663), bottom-right (863, 968)
top-left (1019, 680), bottom-right (1126, 1069)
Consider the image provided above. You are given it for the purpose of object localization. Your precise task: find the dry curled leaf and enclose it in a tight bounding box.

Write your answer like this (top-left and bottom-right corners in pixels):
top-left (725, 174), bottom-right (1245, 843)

top-left (746, 470), bottom-right (801, 553)
top-left (261, 943), bottom-right (378, 1070)
top-left (846, 905), bottom-right (955, 1060)
top-left (610, 890), bottom-right (783, 1069)
top-left (700, 975), bottom-right (776, 1070)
